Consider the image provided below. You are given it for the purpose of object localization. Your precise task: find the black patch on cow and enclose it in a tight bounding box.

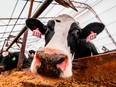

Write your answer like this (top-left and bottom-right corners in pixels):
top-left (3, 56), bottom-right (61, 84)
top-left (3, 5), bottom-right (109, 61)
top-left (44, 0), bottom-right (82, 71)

top-left (45, 20), bottom-right (55, 46)
top-left (67, 22), bottom-right (99, 58)
top-left (74, 40), bottom-right (98, 58)
top-left (67, 22), bottom-right (82, 54)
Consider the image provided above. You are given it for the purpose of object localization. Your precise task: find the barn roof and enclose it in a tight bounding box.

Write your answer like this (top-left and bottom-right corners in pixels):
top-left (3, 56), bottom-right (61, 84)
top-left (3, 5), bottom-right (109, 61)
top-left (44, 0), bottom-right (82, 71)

top-left (0, 0), bottom-right (116, 53)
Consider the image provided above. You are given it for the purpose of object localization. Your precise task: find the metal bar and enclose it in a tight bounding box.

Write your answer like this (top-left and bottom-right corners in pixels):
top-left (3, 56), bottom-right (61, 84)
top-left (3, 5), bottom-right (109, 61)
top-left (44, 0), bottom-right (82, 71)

top-left (0, 18), bottom-right (26, 20)
top-left (6, 0), bottom-right (53, 51)
top-left (0, 17), bottom-right (54, 20)
top-left (16, 0), bottom-right (34, 70)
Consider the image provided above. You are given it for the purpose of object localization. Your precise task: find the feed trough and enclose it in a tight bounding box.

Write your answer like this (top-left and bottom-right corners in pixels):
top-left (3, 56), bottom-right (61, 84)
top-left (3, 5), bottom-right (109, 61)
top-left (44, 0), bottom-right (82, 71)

top-left (0, 51), bottom-right (115, 87)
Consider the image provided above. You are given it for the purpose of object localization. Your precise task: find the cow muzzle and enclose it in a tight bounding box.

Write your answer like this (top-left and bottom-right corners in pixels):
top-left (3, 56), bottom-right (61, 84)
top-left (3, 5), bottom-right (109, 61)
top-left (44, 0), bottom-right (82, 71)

top-left (34, 48), bottom-right (68, 78)
top-left (0, 66), bottom-right (5, 72)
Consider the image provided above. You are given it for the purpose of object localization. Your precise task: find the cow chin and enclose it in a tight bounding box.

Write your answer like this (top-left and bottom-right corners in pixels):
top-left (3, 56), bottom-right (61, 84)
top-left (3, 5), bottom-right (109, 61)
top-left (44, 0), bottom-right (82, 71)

top-left (30, 48), bottom-right (73, 78)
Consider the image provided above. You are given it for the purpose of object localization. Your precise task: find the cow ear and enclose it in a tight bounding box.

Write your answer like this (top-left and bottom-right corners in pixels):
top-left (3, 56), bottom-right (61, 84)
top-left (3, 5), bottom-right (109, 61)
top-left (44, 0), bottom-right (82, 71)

top-left (26, 18), bottom-right (46, 34)
top-left (80, 22), bottom-right (105, 38)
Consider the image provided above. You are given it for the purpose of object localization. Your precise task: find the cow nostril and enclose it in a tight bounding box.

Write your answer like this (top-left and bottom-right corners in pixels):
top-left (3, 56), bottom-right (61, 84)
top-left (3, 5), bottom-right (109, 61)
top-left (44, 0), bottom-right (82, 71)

top-left (57, 58), bottom-right (65, 64)
top-left (57, 55), bottom-right (68, 72)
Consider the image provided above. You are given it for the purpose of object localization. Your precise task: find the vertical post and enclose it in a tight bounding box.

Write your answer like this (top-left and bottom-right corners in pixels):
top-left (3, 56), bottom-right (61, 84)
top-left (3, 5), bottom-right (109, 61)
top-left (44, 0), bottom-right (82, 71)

top-left (17, 0), bottom-right (34, 70)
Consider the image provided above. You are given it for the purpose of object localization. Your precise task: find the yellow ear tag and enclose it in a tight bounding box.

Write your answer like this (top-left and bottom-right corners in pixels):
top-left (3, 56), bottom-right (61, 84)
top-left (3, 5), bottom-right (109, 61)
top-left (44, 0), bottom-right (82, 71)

top-left (12, 57), bottom-right (16, 61)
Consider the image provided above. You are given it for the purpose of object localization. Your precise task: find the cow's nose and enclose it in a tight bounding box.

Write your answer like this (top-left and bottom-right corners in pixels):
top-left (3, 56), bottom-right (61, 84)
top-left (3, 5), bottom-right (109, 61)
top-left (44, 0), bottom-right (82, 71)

top-left (39, 53), bottom-right (66, 64)
top-left (36, 48), bottom-right (67, 77)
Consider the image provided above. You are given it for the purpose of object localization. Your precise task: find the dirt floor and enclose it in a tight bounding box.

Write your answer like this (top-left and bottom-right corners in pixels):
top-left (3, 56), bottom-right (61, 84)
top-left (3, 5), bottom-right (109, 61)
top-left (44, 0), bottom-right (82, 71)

top-left (0, 70), bottom-right (106, 87)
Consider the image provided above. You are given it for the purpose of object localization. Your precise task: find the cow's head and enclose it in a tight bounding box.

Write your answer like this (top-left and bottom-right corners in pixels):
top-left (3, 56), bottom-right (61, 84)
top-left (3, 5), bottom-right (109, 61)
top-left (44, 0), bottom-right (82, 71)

top-left (26, 14), bottom-right (105, 78)
top-left (0, 51), bottom-right (18, 72)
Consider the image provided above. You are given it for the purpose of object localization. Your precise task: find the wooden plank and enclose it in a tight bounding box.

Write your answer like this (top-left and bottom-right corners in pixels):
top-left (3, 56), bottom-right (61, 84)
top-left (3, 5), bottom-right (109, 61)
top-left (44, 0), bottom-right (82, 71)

top-left (73, 51), bottom-right (116, 86)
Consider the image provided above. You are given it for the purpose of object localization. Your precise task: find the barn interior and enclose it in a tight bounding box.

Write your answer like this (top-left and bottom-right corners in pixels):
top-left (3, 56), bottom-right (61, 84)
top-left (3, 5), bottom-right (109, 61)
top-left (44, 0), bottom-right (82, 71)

top-left (0, 0), bottom-right (116, 87)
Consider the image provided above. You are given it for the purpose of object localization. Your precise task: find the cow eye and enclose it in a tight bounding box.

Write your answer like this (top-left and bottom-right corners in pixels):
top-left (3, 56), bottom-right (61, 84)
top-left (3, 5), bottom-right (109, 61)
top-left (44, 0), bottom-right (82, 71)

top-left (75, 30), bottom-right (80, 34)
top-left (55, 20), bottom-right (61, 22)
top-left (12, 57), bottom-right (16, 61)
top-left (45, 25), bottom-right (54, 34)
top-left (71, 30), bottom-right (79, 35)
top-left (45, 28), bottom-right (50, 34)
top-left (71, 30), bottom-right (80, 38)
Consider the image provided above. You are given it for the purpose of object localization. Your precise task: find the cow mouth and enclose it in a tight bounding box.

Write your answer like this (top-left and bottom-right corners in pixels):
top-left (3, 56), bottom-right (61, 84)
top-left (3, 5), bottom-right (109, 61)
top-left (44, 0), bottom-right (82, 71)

top-left (0, 66), bottom-right (5, 72)
top-left (35, 50), bottom-right (68, 78)
top-left (36, 63), bottom-right (62, 78)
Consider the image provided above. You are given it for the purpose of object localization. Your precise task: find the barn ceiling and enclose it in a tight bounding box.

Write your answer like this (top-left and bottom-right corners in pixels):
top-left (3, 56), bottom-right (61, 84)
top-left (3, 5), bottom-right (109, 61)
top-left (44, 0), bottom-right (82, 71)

top-left (0, 0), bottom-right (116, 53)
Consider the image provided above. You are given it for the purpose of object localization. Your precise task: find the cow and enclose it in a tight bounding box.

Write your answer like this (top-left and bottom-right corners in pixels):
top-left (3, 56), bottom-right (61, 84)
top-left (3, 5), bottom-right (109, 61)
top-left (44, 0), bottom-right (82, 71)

top-left (26, 14), bottom-right (105, 78)
top-left (0, 50), bottom-right (34, 72)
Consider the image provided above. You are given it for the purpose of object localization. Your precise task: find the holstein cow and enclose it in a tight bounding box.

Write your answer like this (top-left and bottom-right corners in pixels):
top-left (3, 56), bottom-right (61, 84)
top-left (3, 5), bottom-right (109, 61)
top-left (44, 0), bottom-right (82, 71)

top-left (26, 14), bottom-right (105, 78)
top-left (0, 51), bottom-right (33, 72)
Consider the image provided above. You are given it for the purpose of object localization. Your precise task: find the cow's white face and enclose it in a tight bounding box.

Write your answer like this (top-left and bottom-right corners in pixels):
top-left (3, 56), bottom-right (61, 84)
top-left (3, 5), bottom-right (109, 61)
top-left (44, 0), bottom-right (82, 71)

top-left (28, 14), bottom-right (105, 78)
top-left (30, 14), bottom-right (77, 78)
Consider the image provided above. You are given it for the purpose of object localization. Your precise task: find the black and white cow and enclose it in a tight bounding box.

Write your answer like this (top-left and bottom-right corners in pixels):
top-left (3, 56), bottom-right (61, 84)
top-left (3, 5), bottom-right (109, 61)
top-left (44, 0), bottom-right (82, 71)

top-left (26, 14), bottom-right (105, 78)
top-left (0, 51), bottom-right (33, 72)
